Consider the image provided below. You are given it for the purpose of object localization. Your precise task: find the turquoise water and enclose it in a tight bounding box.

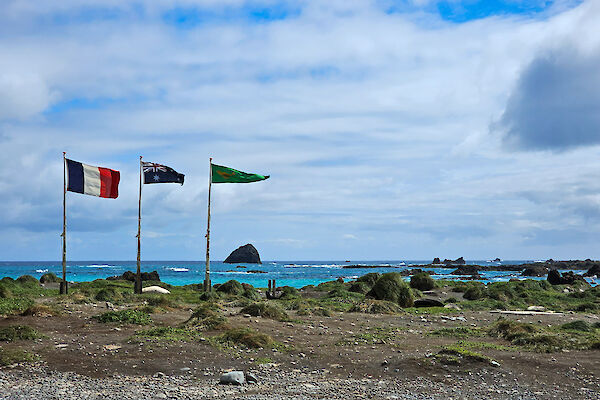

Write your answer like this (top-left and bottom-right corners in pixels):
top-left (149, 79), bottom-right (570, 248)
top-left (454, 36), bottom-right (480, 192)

top-left (0, 260), bottom-right (594, 288)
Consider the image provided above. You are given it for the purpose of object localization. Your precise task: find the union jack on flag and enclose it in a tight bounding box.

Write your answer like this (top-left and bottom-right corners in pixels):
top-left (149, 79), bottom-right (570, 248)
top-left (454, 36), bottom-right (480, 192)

top-left (141, 161), bottom-right (185, 185)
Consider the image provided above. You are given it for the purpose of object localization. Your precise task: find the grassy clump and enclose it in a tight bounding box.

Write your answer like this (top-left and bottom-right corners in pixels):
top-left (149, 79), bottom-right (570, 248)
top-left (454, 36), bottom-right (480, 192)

top-left (184, 303), bottom-right (229, 331)
top-left (348, 281), bottom-right (371, 294)
top-left (367, 273), bottom-right (414, 307)
top-left (337, 326), bottom-right (404, 346)
top-left (0, 325), bottom-right (43, 342)
top-left (410, 273), bottom-right (435, 291)
top-left (242, 283), bottom-right (261, 300)
top-left (95, 288), bottom-right (124, 302)
top-left (437, 344), bottom-right (496, 365)
top-left (144, 294), bottom-right (180, 309)
top-left (241, 302), bottom-right (289, 321)
top-left (430, 326), bottom-right (483, 338)
top-left (39, 273), bottom-right (61, 284)
top-left (463, 285), bottom-right (485, 300)
top-left (278, 286), bottom-right (300, 299)
top-left (560, 320), bottom-right (595, 332)
top-left (487, 318), bottom-right (600, 352)
top-left (16, 275), bottom-right (39, 286)
top-left (21, 304), bottom-right (59, 317)
top-left (0, 347), bottom-right (39, 366)
top-left (133, 326), bottom-right (203, 342)
top-left (214, 327), bottom-right (274, 349)
top-left (0, 285), bottom-right (12, 299)
top-left (216, 280), bottom-right (244, 296)
top-left (315, 280), bottom-right (346, 292)
top-left (0, 298), bottom-right (35, 316)
top-left (93, 309), bottom-right (153, 325)
top-left (348, 299), bottom-right (401, 314)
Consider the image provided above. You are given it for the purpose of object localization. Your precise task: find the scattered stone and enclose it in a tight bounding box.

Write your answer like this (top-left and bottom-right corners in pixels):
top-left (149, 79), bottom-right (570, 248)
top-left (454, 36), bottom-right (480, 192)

top-left (245, 372), bottom-right (258, 384)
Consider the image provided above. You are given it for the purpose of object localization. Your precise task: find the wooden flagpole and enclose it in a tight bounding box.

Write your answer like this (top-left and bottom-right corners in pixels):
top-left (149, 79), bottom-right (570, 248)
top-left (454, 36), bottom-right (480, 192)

top-left (135, 156), bottom-right (143, 294)
top-left (60, 152), bottom-right (68, 294)
top-left (204, 157), bottom-right (212, 291)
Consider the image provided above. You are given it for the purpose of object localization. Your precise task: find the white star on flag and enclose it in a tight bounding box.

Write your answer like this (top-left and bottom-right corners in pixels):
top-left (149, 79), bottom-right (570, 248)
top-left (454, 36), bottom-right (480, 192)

top-left (153, 175), bottom-right (160, 181)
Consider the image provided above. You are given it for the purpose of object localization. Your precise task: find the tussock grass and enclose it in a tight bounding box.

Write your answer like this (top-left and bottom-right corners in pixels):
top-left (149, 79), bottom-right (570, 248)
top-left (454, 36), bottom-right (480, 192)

top-left (214, 327), bottom-right (274, 349)
top-left (93, 309), bottom-right (152, 325)
top-left (241, 302), bottom-right (289, 321)
top-left (0, 325), bottom-right (43, 341)
top-left (348, 299), bottom-right (401, 315)
top-left (133, 326), bottom-right (203, 342)
top-left (0, 347), bottom-right (39, 366)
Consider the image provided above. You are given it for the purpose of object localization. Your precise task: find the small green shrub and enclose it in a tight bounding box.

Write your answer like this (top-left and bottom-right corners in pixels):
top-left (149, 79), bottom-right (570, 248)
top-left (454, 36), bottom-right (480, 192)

top-left (0, 348), bottom-right (38, 366)
top-left (242, 283), bottom-right (261, 300)
top-left (16, 275), bottom-right (39, 286)
top-left (40, 273), bottom-right (61, 284)
top-left (241, 302), bottom-right (289, 321)
top-left (356, 273), bottom-right (381, 287)
top-left (217, 327), bottom-right (274, 349)
top-left (93, 309), bottom-right (152, 325)
top-left (561, 320), bottom-right (594, 332)
top-left (95, 288), bottom-right (124, 302)
top-left (0, 325), bottom-right (43, 341)
top-left (278, 286), bottom-right (300, 299)
top-left (348, 281), bottom-right (371, 294)
top-left (367, 273), bottom-right (414, 307)
top-left (0, 285), bottom-right (12, 299)
top-left (463, 286), bottom-right (484, 300)
top-left (410, 273), bottom-right (435, 291)
top-left (216, 280), bottom-right (244, 296)
top-left (134, 326), bottom-right (202, 342)
top-left (348, 299), bottom-right (401, 314)
top-left (185, 303), bottom-right (228, 330)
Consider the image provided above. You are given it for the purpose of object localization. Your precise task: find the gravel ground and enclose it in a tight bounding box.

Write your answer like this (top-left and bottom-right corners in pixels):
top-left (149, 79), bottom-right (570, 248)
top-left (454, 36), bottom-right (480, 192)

top-left (1, 363), bottom-right (598, 400)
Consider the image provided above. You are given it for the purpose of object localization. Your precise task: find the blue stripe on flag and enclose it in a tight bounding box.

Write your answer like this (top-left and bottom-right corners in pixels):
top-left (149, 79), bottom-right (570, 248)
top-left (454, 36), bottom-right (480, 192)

top-left (66, 159), bottom-right (84, 194)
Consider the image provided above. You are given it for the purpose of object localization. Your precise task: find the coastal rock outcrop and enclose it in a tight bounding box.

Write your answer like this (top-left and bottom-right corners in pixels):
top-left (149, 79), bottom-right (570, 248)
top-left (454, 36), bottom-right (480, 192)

top-left (584, 265), bottom-right (600, 277)
top-left (224, 244), bottom-right (262, 264)
top-left (443, 257), bottom-right (466, 265)
top-left (521, 265), bottom-right (548, 277)
top-left (547, 269), bottom-right (587, 285)
top-left (451, 265), bottom-right (480, 276)
top-left (431, 258), bottom-right (441, 265)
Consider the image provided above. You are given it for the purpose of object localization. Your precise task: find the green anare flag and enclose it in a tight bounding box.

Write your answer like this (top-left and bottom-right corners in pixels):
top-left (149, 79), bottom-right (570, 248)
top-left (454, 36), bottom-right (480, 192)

top-left (211, 163), bottom-right (270, 184)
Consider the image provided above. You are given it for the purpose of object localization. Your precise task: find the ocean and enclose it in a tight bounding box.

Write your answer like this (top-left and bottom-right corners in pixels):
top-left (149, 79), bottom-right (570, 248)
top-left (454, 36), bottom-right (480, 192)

top-left (0, 260), bottom-right (594, 288)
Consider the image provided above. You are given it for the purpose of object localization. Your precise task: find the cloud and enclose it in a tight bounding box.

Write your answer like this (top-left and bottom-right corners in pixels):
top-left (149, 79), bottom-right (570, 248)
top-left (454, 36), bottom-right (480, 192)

top-left (497, 47), bottom-right (600, 151)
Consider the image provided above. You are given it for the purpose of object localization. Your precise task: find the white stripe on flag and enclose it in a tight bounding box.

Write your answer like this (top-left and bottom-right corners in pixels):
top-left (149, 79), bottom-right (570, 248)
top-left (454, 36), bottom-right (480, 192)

top-left (82, 163), bottom-right (101, 197)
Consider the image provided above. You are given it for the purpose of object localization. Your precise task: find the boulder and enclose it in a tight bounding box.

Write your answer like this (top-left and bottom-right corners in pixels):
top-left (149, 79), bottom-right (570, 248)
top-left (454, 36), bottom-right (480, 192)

top-left (431, 258), bottom-right (441, 265)
top-left (413, 299), bottom-right (444, 308)
top-left (142, 286), bottom-right (170, 294)
top-left (219, 371), bottom-right (245, 385)
top-left (224, 244), bottom-right (262, 264)
top-left (521, 265), bottom-right (548, 277)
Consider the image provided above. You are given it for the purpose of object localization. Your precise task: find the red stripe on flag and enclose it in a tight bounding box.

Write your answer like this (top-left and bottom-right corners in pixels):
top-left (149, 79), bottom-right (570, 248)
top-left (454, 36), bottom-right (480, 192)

top-left (110, 169), bottom-right (120, 198)
top-left (99, 168), bottom-right (113, 198)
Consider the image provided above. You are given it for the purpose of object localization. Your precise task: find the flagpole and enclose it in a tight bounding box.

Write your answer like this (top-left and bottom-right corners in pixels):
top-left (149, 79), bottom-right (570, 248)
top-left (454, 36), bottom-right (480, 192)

top-left (135, 156), bottom-right (143, 294)
top-left (60, 152), bottom-right (68, 294)
top-left (204, 157), bottom-right (212, 291)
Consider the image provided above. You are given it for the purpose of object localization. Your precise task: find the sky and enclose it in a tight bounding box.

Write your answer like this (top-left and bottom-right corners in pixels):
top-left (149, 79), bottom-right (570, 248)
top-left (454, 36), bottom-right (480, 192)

top-left (1, 0), bottom-right (600, 261)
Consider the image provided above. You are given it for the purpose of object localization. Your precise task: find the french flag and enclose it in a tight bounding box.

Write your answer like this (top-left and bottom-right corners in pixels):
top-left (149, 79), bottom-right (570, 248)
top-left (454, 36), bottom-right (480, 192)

top-left (66, 159), bottom-right (120, 199)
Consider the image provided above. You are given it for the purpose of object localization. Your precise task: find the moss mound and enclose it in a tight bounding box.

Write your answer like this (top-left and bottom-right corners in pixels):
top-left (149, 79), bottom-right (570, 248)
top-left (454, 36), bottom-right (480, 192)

top-left (348, 299), bottom-right (401, 314)
top-left (348, 281), bottom-right (371, 294)
top-left (95, 288), bottom-right (124, 302)
top-left (216, 280), bottom-right (244, 296)
top-left (463, 285), bottom-right (485, 300)
top-left (218, 327), bottom-right (274, 349)
top-left (241, 302), bottom-right (289, 321)
top-left (0, 285), bottom-right (12, 299)
top-left (39, 273), bottom-right (61, 284)
top-left (356, 273), bottom-right (381, 287)
top-left (367, 273), bottom-right (414, 307)
top-left (0, 325), bottom-right (42, 341)
top-left (278, 286), bottom-right (300, 299)
top-left (185, 303), bottom-right (228, 330)
top-left (561, 320), bottom-right (594, 332)
top-left (410, 272), bottom-right (435, 291)
top-left (16, 275), bottom-right (39, 286)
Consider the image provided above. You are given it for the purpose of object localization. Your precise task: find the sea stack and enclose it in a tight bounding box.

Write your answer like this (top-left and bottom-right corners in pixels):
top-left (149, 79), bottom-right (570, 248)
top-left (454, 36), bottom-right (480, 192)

top-left (224, 244), bottom-right (262, 264)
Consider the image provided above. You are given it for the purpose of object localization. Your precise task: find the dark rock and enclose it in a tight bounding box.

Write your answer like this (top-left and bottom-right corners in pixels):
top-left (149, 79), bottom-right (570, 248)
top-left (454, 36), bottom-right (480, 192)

top-left (492, 258), bottom-right (501, 262)
top-left (107, 270), bottom-right (160, 282)
top-left (432, 258), bottom-right (441, 264)
top-left (584, 265), bottom-right (600, 277)
top-left (247, 270), bottom-right (267, 274)
top-left (451, 265), bottom-right (480, 276)
top-left (547, 269), bottom-right (587, 285)
top-left (414, 299), bottom-right (444, 307)
top-left (521, 265), bottom-right (548, 277)
top-left (245, 372), bottom-right (258, 384)
top-left (224, 244), bottom-right (262, 264)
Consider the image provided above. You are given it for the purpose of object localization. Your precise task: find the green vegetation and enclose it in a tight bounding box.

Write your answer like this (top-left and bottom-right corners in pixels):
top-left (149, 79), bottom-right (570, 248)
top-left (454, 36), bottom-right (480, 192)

top-left (0, 325), bottom-right (43, 341)
top-left (0, 276), bottom-right (56, 315)
top-left (39, 273), bottom-right (61, 283)
top-left (367, 273), bottom-right (414, 307)
top-left (216, 280), bottom-right (244, 296)
top-left (213, 327), bottom-right (274, 349)
top-left (21, 304), bottom-right (59, 316)
top-left (337, 326), bottom-right (405, 346)
top-left (241, 302), bottom-right (289, 321)
top-left (430, 326), bottom-right (483, 338)
top-left (487, 318), bottom-right (600, 352)
top-left (410, 273), bottom-right (435, 291)
top-left (184, 303), bottom-right (229, 330)
top-left (437, 343), bottom-right (496, 365)
top-left (463, 285), bottom-right (484, 300)
top-left (95, 287), bottom-right (124, 302)
top-left (16, 275), bottom-right (39, 286)
top-left (0, 347), bottom-right (39, 366)
top-left (93, 309), bottom-right (153, 325)
top-left (254, 356), bottom-right (274, 365)
top-left (133, 326), bottom-right (203, 342)
top-left (348, 299), bottom-right (401, 314)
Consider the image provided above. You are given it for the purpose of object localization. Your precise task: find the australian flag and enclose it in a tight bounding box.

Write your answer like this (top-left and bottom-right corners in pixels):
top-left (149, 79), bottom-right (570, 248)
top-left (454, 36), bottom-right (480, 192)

top-left (142, 161), bottom-right (184, 185)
